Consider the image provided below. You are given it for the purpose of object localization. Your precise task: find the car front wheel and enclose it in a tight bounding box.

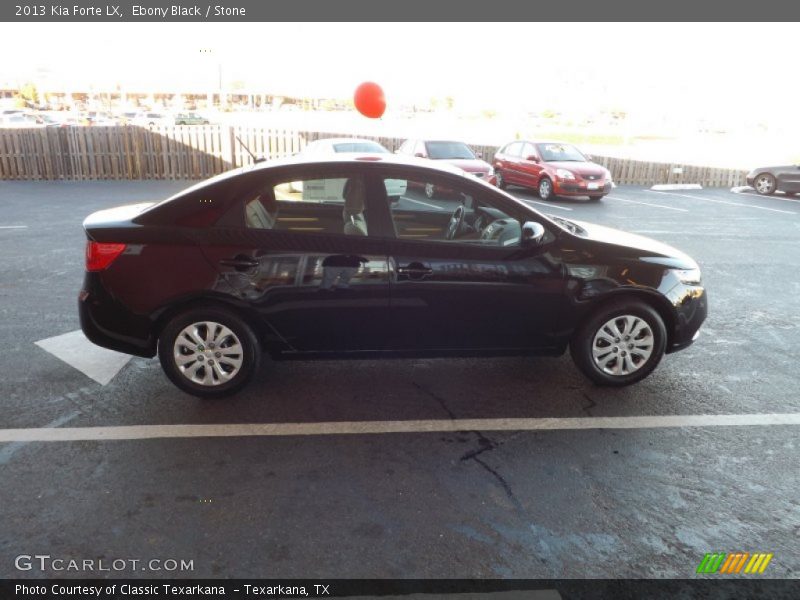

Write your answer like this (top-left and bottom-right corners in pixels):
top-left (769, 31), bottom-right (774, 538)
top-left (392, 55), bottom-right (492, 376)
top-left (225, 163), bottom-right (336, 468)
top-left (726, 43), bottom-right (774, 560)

top-left (570, 300), bottom-right (666, 386)
top-left (158, 307), bottom-right (261, 398)
top-left (538, 177), bottom-right (555, 201)
top-left (496, 170), bottom-right (506, 189)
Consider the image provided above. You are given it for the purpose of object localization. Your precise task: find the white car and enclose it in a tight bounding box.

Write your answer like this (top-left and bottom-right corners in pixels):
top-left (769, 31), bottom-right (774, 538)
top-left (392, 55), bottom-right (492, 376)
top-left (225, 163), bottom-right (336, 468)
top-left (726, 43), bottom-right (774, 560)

top-left (0, 113), bottom-right (40, 128)
top-left (297, 138), bottom-right (407, 201)
top-left (132, 112), bottom-right (170, 127)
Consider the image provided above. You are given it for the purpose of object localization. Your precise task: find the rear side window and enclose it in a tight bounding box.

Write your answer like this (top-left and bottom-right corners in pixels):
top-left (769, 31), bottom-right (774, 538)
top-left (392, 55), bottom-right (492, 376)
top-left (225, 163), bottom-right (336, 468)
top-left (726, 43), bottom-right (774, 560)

top-left (503, 142), bottom-right (522, 157)
top-left (244, 175), bottom-right (370, 236)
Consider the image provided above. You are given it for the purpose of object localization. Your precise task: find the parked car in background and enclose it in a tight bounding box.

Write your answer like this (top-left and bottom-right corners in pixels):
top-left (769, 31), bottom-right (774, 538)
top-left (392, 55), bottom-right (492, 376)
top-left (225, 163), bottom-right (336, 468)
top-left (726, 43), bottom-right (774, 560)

top-left (494, 141), bottom-right (613, 201)
top-left (79, 154), bottom-right (706, 398)
top-left (33, 113), bottom-right (66, 127)
top-left (0, 113), bottom-right (40, 127)
top-left (133, 112), bottom-right (170, 127)
top-left (300, 137), bottom-right (391, 156)
top-left (746, 164), bottom-right (800, 196)
top-left (173, 112), bottom-right (210, 126)
top-left (296, 138), bottom-right (407, 201)
top-left (396, 139), bottom-right (495, 196)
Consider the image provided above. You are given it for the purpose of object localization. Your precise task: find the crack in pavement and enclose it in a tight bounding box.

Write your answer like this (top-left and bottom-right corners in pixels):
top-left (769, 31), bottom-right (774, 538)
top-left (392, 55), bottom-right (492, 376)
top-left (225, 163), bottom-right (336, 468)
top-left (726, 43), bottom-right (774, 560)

top-left (582, 391), bottom-right (598, 416)
top-left (412, 380), bottom-right (527, 511)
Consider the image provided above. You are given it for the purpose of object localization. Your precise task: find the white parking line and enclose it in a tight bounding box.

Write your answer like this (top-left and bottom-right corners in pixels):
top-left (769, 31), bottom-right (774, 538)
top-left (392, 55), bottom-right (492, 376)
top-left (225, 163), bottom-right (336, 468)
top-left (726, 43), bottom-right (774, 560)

top-left (401, 196), bottom-right (445, 210)
top-left (524, 200), bottom-right (573, 211)
top-left (605, 196), bottom-right (689, 212)
top-left (647, 190), bottom-right (798, 215)
top-left (2, 413), bottom-right (800, 443)
top-left (0, 225), bottom-right (28, 229)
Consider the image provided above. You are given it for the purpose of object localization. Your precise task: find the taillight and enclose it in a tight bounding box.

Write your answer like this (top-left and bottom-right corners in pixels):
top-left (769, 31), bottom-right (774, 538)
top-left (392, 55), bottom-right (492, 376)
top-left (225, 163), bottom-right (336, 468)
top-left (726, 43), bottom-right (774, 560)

top-left (86, 241), bottom-right (126, 272)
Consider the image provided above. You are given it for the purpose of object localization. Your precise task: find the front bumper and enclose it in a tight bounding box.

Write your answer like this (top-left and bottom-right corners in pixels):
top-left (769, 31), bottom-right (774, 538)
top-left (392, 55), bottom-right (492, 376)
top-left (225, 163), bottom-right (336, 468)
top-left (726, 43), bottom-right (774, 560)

top-left (665, 286), bottom-right (708, 354)
top-left (555, 180), bottom-right (613, 196)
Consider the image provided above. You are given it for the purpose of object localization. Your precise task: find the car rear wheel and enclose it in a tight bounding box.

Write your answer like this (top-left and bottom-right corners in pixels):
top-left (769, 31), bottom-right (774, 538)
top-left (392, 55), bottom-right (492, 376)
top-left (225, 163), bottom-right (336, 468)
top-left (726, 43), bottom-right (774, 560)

top-left (570, 300), bottom-right (666, 386)
top-left (158, 307), bottom-right (261, 398)
top-left (496, 170), bottom-right (507, 189)
top-left (538, 177), bottom-right (555, 201)
top-left (754, 173), bottom-right (776, 195)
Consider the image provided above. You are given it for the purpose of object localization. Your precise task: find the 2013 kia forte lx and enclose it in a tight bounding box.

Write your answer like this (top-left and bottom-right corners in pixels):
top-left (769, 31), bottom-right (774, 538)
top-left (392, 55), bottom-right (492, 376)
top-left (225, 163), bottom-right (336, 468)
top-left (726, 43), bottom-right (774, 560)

top-left (79, 154), bottom-right (707, 398)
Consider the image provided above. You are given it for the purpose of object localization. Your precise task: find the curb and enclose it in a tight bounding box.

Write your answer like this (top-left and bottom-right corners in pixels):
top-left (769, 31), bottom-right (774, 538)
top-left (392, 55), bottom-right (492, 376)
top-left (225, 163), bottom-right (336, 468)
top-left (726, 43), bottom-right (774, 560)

top-left (730, 186), bottom-right (751, 193)
top-left (650, 184), bottom-right (703, 191)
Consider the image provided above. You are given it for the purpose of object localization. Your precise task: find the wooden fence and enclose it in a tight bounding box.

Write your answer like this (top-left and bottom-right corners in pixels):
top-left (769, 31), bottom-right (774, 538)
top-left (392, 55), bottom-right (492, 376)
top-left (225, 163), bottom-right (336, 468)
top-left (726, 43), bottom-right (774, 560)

top-left (0, 125), bottom-right (748, 187)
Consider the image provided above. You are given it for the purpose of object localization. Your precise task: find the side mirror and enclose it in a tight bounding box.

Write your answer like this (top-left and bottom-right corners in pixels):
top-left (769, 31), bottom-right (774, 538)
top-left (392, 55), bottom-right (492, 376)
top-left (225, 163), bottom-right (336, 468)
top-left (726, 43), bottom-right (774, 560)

top-left (525, 155), bottom-right (540, 162)
top-left (475, 151), bottom-right (483, 159)
top-left (414, 152), bottom-right (425, 158)
top-left (521, 221), bottom-right (546, 247)
top-left (585, 154), bottom-right (594, 161)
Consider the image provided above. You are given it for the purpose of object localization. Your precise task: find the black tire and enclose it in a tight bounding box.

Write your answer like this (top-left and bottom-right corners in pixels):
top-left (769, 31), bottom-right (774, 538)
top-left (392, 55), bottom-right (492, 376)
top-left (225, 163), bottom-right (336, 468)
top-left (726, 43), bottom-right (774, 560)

top-left (158, 306), bottom-right (261, 398)
top-left (496, 170), bottom-right (507, 189)
top-left (570, 299), bottom-right (667, 386)
top-left (753, 173), bottom-right (776, 196)
top-left (538, 177), bottom-right (555, 201)
top-left (589, 195), bottom-right (604, 202)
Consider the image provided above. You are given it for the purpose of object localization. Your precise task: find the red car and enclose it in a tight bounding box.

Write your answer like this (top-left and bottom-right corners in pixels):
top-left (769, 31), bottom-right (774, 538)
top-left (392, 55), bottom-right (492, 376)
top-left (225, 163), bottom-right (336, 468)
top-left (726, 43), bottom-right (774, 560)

top-left (493, 141), bottom-right (613, 201)
top-left (396, 139), bottom-right (496, 196)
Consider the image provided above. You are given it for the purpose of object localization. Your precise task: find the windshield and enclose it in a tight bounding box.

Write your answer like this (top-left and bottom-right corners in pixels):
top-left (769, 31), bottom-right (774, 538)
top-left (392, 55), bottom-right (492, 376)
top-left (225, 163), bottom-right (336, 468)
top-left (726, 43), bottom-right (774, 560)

top-left (426, 141), bottom-right (476, 160)
top-left (537, 143), bottom-right (587, 162)
top-left (332, 142), bottom-right (388, 153)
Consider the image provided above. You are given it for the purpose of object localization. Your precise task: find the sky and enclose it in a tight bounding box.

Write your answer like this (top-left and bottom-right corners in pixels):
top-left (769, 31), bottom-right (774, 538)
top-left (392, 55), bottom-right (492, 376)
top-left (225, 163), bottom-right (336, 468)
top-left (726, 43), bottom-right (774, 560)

top-left (0, 22), bottom-right (797, 126)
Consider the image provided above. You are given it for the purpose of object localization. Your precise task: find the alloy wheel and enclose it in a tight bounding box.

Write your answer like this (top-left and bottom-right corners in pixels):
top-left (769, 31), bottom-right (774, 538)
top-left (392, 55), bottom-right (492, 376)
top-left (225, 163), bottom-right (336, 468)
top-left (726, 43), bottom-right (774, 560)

top-left (539, 179), bottom-right (552, 200)
top-left (754, 174), bottom-right (775, 195)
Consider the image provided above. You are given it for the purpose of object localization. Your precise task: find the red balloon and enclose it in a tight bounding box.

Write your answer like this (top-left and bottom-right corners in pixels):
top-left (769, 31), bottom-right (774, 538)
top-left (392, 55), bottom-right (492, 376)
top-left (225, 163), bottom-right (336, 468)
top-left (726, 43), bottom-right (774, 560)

top-left (354, 82), bottom-right (386, 119)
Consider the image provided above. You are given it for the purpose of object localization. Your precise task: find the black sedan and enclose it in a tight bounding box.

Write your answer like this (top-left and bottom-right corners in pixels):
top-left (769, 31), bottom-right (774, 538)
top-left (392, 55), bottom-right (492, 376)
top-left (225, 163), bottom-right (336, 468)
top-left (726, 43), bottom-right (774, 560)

top-left (746, 164), bottom-right (800, 195)
top-left (80, 155), bottom-right (707, 398)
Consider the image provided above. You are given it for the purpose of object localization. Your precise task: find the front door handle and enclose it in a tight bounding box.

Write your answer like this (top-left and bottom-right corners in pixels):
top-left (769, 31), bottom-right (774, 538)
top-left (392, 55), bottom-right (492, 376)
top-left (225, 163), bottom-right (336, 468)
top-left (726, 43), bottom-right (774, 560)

top-left (397, 262), bottom-right (433, 279)
top-left (220, 256), bottom-right (260, 271)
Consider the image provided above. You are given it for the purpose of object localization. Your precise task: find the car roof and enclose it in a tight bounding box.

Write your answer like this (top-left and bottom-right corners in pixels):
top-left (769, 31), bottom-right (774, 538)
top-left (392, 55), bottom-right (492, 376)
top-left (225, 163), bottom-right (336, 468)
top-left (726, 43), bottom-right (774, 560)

top-left (249, 153), bottom-right (469, 176)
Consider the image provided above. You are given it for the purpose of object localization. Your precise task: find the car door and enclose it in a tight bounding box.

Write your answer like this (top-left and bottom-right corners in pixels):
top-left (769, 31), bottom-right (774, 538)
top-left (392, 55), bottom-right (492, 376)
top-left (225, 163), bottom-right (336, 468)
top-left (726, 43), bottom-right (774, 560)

top-left (518, 142), bottom-right (543, 188)
top-left (499, 142), bottom-right (523, 184)
top-left (778, 165), bottom-right (800, 192)
top-left (377, 170), bottom-right (567, 351)
top-left (201, 168), bottom-right (392, 353)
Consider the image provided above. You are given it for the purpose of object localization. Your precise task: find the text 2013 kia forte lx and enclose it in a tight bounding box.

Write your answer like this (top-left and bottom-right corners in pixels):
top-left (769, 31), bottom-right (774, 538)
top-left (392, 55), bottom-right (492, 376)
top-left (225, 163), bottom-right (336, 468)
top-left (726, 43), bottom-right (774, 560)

top-left (79, 155), bottom-right (707, 398)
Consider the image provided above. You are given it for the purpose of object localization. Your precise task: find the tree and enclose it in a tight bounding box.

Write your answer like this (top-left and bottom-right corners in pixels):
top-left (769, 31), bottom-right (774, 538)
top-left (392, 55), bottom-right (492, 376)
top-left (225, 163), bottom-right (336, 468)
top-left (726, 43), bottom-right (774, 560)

top-left (18, 82), bottom-right (39, 107)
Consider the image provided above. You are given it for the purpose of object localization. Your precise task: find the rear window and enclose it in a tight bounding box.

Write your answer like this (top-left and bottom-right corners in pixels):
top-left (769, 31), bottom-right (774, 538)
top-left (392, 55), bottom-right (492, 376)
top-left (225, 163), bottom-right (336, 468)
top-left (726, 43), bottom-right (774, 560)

top-left (426, 141), bottom-right (475, 160)
top-left (332, 142), bottom-right (388, 153)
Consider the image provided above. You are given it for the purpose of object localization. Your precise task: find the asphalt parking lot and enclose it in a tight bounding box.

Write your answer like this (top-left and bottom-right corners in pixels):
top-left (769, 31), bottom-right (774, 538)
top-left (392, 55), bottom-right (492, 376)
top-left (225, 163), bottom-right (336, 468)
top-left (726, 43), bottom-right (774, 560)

top-left (1, 179), bottom-right (799, 581)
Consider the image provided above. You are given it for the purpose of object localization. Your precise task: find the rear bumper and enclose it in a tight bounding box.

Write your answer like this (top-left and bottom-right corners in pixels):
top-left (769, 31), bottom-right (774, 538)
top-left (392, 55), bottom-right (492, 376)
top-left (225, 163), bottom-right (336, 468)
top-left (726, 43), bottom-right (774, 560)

top-left (555, 181), bottom-right (612, 196)
top-left (79, 272), bottom-right (156, 358)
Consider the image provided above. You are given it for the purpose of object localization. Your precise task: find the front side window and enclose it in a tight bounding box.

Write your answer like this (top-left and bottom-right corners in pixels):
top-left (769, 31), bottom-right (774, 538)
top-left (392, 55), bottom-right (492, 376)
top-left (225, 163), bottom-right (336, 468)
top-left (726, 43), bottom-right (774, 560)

top-left (383, 175), bottom-right (522, 247)
top-left (520, 143), bottom-right (538, 159)
top-left (244, 174), bottom-right (369, 236)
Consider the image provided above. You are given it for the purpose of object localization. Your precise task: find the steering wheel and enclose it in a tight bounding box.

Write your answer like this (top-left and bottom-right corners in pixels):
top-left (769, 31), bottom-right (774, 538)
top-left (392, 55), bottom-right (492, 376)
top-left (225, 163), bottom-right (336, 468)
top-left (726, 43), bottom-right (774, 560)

top-left (446, 205), bottom-right (466, 240)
